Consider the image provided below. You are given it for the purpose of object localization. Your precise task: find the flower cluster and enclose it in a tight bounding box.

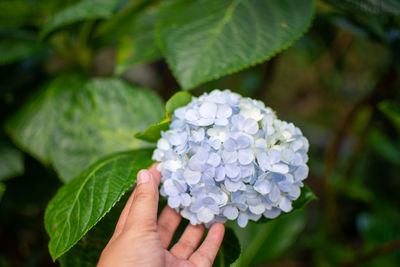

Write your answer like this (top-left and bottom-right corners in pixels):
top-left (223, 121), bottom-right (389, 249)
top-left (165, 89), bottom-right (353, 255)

top-left (153, 90), bottom-right (309, 227)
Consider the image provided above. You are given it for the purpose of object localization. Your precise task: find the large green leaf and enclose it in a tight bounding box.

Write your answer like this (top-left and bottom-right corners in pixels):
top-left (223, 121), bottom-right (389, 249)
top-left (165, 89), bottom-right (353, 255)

top-left (0, 142), bottom-right (24, 181)
top-left (40, 0), bottom-right (120, 38)
top-left (231, 209), bottom-right (306, 266)
top-left (215, 227), bottom-right (241, 267)
top-left (157, 0), bottom-right (314, 90)
top-left (6, 75), bottom-right (77, 164)
top-left (0, 39), bottom-right (44, 65)
top-left (49, 78), bottom-right (164, 182)
top-left (135, 91), bottom-right (192, 143)
top-left (6, 75), bottom-right (164, 182)
top-left (58, 193), bottom-right (129, 267)
top-left (116, 7), bottom-right (163, 74)
top-left (45, 149), bottom-right (154, 261)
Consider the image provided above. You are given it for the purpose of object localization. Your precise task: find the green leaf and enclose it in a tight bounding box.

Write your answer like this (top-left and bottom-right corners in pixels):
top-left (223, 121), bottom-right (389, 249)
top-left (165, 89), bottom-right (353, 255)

top-left (0, 182), bottom-right (5, 202)
top-left (0, 142), bottom-right (24, 181)
top-left (157, 0), bottom-right (314, 90)
top-left (45, 149), bottom-right (154, 261)
top-left (58, 193), bottom-right (129, 267)
top-left (135, 91), bottom-right (192, 143)
top-left (0, 39), bottom-right (44, 65)
top-left (6, 75), bottom-right (82, 164)
top-left (379, 101), bottom-right (400, 134)
top-left (231, 209), bottom-right (306, 266)
top-left (215, 227), bottom-right (241, 267)
top-left (292, 185), bottom-right (317, 210)
top-left (134, 118), bottom-right (170, 143)
top-left (40, 0), bottom-right (120, 38)
top-left (49, 78), bottom-right (164, 182)
top-left (6, 75), bottom-right (164, 182)
top-left (165, 91), bottom-right (192, 117)
top-left (116, 7), bottom-right (163, 74)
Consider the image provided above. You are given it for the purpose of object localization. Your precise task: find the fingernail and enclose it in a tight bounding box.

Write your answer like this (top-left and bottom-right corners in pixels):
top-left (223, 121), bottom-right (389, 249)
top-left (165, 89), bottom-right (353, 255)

top-left (137, 170), bottom-right (151, 184)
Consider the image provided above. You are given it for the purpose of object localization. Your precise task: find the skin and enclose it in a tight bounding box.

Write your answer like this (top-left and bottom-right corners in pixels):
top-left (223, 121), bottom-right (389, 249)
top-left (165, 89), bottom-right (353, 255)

top-left (98, 164), bottom-right (225, 267)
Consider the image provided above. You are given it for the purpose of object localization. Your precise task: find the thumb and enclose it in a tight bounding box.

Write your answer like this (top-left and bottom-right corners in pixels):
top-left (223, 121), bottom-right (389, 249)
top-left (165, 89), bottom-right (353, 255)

top-left (124, 169), bottom-right (160, 232)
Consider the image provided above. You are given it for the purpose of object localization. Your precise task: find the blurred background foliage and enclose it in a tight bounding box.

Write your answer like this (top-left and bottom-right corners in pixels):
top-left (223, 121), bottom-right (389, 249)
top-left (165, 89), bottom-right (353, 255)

top-left (0, 0), bottom-right (400, 266)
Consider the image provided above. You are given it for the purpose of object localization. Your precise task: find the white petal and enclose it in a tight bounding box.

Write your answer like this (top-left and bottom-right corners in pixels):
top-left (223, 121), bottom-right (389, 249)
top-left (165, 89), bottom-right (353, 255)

top-left (243, 118), bottom-right (259, 134)
top-left (238, 149), bottom-right (254, 165)
top-left (225, 179), bottom-right (242, 192)
top-left (197, 208), bottom-right (215, 223)
top-left (224, 164), bottom-right (240, 178)
top-left (168, 196), bottom-right (181, 208)
top-left (217, 104), bottom-right (232, 118)
top-left (207, 152), bottom-right (221, 167)
top-left (270, 163), bottom-right (289, 174)
top-left (222, 150), bottom-right (237, 164)
top-left (199, 102), bottom-right (217, 118)
top-left (184, 169), bottom-right (202, 184)
top-left (163, 179), bottom-right (180, 196)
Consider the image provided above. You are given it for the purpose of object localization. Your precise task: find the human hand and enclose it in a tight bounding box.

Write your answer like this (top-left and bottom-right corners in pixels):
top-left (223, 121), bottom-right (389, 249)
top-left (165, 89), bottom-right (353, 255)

top-left (97, 164), bottom-right (225, 267)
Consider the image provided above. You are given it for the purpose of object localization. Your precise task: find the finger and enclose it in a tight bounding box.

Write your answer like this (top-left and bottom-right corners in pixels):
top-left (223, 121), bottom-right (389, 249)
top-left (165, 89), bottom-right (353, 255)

top-left (189, 223), bottom-right (225, 267)
top-left (157, 206), bottom-right (181, 248)
top-left (148, 163), bottom-right (161, 181)
top-left (109, 189), bottom-right (135, 240)
top-left (124, 169), bottom-right (161, 232)
top-left (170, 224), bottom-right (205, 259)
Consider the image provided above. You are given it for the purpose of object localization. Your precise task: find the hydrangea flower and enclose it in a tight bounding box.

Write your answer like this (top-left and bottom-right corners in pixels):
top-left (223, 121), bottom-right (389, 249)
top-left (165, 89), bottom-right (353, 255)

top-left (153, 89), bottom-right (309, 228)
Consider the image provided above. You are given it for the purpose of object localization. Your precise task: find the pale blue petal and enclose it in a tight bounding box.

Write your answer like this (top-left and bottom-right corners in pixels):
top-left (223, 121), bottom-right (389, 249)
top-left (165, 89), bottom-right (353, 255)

top-left (217, 104), bottom-right (232, 118)
top-left (185, 109), bottom-right (200, 121)
top-left (168, 196), bottom-right (181, 208)
top-left (249, 203), bottom-right (266, 215)
top-left (207, 152), bottom-right (221, 167)
top-left (270, 163), bottom-right (289, 174)
top-left (223, 138), bottom-right (236, 152)
top-left (199, 102), bottom-right (217, 118)
top-left (288, 186), bottom-right (301, 199)
top-left (254, 179), bottom-right (272, 194)
top-left (184, 169), bottom-right (202, 184)
top-left (223, 206), bottom-right (239, 220)
top-left (256, 152), bottom-right (269, 171)
top-left (294, 165), bottom-right (308, 180)
top-left (269, 184), bottom-right (280, 202)
top-left (197, 208), bottom-right (215, 223)
top-left (237, 213), bottom-right (248, 227)
top-left (163, 179), bottom-right (180, 196)
top-left (263, 208), bottom-right (281, 219)
top-left (181, 193), bottom-right (191, 206)
top-left (222, 150), bottom-right (237, 164)
top-left (224, 179), bottom-right (242, 192)
top-left (279, 197), bottom-right (292, 212)
top-left (215, 166), bottom-right (226, 181)
top-left (225, 164), bottom-right (240, 178)
top-left (238, 149), bottom-right (254, 165)
top-left (243, 118), bottom-right (258, 134)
